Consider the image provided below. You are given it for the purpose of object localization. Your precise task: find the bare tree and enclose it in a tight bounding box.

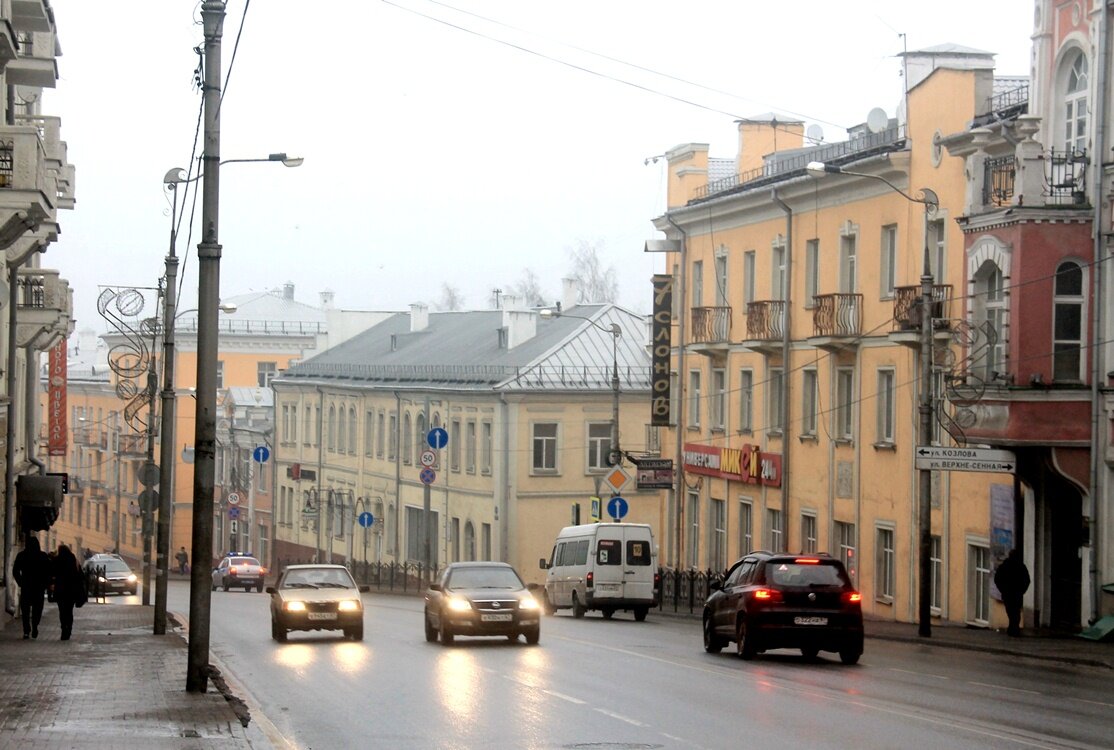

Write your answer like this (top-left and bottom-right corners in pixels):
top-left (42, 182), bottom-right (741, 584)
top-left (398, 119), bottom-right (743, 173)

top-left (507, 269), bottom-right (548, 308)
top-left (436, 283), bottom-right (465, 311)
top-left (568, 239), bottom-right (618, 303)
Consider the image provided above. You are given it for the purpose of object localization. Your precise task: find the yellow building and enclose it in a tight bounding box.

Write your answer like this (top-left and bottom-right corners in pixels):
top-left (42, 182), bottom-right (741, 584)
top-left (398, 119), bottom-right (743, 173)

top-left (651, 46), bottom-right (1020, 628)
top-left (271, 296), bottom-right (663, 585)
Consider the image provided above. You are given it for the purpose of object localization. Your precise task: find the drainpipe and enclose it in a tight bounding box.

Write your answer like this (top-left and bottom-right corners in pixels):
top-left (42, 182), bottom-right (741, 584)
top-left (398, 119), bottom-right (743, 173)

top-left (4, 262), bottom-right (20, 615)
top-left (316, 386), bottom-right (324, 562)
top-left (24, 332), bottom-right (45, 475)
top-left (772, 190), bottom-right (793, 553)
top-left (393, 390), bottom-right (402, 562)
top-left (1088, 0), bottom-right (1110, 625)
top-left (665, 214), bottom-right (687, 569)
top-left (499, 392), bottom-right (511, 562)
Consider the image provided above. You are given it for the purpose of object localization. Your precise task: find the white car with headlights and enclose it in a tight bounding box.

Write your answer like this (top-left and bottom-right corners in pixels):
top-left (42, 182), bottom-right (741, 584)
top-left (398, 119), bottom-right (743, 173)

top-left (424, 562), bottom-right (541, 645)
top-left (266, 564), bottom-right (368, 642)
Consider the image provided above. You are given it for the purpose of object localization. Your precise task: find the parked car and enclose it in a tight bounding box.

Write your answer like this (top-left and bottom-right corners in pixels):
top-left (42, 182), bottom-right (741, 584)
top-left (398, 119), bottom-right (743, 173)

top-left (83, 556), bottom-right (138, 596)
top-left (212, 554), bottom-right (267, 592)
top-left (266, 564), bottom-right (368, 642)
top-left (702, 551), bottom-right (863, 664)
top-left (424, 562), bottom-right (541, 645)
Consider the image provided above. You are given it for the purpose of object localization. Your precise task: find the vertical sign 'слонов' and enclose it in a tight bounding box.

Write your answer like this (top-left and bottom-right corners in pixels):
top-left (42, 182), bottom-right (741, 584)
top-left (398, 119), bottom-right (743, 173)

top-left (651, 274), bottom-right (673, 426)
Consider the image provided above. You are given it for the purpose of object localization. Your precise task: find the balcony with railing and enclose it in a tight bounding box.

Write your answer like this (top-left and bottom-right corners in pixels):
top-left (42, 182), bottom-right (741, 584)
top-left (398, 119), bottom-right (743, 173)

top-left (891, 285), bottom-right (953, 334)
top-left (1046, 149), bottom-right (1088, 206)
top-left (690, 306), bottom-right (731, 353)
top-left (983, 155), bottom-right (1015, 207)
top-left (743, 300), bottom-right (785, 351)
top-left (5, 29), bottom-right (57, 88)
top-left (0, 124), bottom-right (55, 217)
top-left (14, 113), bottom-right (73, 209)
top-left (117, 432), bottom-right (148, 456)
top-left (810, 293), bottom-right (862, 347)
top-left (15, 267), bottom-right (70, 346)
top-left (0, 1), bottom-right (17, 62)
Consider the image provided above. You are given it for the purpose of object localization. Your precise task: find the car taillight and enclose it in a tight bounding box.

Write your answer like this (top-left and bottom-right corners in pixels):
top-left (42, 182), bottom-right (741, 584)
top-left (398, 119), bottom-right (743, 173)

top-left (586, 571), bottom-right (594, 589)
top-left (259, 567), bottom-right (267, 575)
top-left (752, 588), bottom-right (781, 603)
top-left (653, 572), bottom-right (660, 589)
top-left (844, 591), bottom-right (862, 603)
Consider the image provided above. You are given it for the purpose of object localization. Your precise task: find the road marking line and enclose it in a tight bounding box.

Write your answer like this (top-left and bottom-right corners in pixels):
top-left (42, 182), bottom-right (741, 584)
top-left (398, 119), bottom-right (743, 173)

top-left (968, 680), bottom-right (1039, 695)
top-left (542, 689), bottom-right (586, 705)
top-left (889, 667), bottom-right (950, 680)
top-left (594, 708), bottom-right (648, 727)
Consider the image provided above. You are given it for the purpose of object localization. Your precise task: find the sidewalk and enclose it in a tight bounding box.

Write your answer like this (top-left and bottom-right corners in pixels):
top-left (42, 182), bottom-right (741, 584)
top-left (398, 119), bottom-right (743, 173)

top-left (0, 600), bottom-right (272, 749)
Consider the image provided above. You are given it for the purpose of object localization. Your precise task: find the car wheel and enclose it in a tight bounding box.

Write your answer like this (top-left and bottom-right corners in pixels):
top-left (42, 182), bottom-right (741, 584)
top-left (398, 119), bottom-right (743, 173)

top-left (801, 647), bottom-right (820, 660)
top-left (439, 616), bottom-right (455, 646)
top-left (703, 615), bottom-right (725, 653)
top-left (602, 608), bottom-right (614, 620)
top-left (571, 593), bottom-right (586, 619)
top-left (346, 626), bottom-right (364, 642)
top-left (212, 580), bottom-right (218, 592)
top-left (839, 648), bottom-right (861, 665)
top-left (424, 612), bottom-right (438, 643)
top-left (506, 634), bottom-right (519, 642)
top-left (634, 606), bottom-right (649, 622)
top-left (222, 578), bottom-right (230, 592)
top-left (543, 594), bottom-right (556, 616)
top-left (271, 619), bottom-right (287, 643)
top-left (524, 627), bottom-right (540, 645)
top-left (256, 583), bottom-right (264, 593)
top-left (735, 618), bottom-right (757, 661)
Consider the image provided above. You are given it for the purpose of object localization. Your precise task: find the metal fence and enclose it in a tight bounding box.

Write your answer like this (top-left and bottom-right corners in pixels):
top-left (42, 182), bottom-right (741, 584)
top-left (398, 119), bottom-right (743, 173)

top-left (277, 558), bottom-right (440, 594)
top-left (657, 568), bottom-right (717, 615)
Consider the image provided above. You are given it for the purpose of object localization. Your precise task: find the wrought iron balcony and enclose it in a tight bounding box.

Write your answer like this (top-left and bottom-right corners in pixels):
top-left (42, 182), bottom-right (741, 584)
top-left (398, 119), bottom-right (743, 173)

top-left (745, 300), bottom-right (785, 341)
top-left (892, 285), bottom-right (952, 331)
top-left (117, 433), bottom-right (148, 456)
top-left (983, 155), bottom-right (1015, 207)
top-left (811, 293), bottom-right (862, 338)
top-left (690, 306), bottom-right (731, 345)
top-left (1046, 149), bottom-right (1088, 206)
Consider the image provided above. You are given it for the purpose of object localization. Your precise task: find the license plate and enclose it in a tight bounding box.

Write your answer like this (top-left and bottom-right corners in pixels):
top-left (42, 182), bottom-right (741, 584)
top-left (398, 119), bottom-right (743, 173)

top-left (307, 612), bottom-right (337, 621)
top-left (794, 616), bottom-right (827, 626)
top-left (481, 613), bottom-right (513, 622)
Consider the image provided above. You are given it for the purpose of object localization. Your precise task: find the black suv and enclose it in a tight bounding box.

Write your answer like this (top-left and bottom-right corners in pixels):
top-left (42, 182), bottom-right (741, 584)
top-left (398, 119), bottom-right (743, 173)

top-left (702, 551), bottom-right (863, 664)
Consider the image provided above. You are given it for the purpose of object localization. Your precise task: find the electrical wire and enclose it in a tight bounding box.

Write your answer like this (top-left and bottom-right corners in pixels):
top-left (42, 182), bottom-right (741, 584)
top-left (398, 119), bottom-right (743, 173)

top-left (217, 0), bottom-right (251, 116)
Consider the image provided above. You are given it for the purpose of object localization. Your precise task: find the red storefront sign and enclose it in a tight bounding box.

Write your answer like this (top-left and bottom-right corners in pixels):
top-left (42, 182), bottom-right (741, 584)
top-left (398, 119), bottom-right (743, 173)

top-left (48, 339), bottom-right (67, 456)
top-left (682, 442), bottom-right (782, 487)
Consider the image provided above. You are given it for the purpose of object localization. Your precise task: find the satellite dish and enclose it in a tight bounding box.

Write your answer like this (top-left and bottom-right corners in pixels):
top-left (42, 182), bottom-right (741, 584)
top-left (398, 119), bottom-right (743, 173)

top-left (16, 87), bottom-right (39, 104)
top-left (866, 107), bottom-right (889, 134)
top-left (805, 124), bottom-right (824, 144)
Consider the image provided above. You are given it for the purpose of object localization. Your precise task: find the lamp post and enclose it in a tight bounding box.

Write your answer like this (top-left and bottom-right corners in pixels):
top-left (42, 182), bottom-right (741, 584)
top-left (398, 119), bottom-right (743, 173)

top-left (539, 308), bottom-right (624, 468)
top-left (806, 161), bottom-right (939, 638)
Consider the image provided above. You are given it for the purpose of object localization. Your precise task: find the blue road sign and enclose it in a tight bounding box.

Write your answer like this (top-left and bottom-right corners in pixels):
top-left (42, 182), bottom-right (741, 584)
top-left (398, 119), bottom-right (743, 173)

top-left (427, 427), bottom-right (449, 450)
top-left (420, 467), bottom-right (437, 485)
top-left (253, 445), bottom-right (270, 464)
top-left (607, 496), bottom-right (628, 521)
top-left (229, 507), bottom-right (240, 520)
top-left (358, 511), bottom-right (374, 528)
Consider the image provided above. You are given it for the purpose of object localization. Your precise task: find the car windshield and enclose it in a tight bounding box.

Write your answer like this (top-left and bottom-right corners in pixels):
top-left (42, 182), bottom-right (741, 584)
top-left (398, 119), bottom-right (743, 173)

top-left (230, 557), bottom-right (259, 566)
top-left (766, 562), bottom-right (848, 587)
top-left (101, 560), bottom-right (132, 574)
top-left (446, 566), bottom-right (523, 590)
top-left (282, 569), bottom-right (354, 589)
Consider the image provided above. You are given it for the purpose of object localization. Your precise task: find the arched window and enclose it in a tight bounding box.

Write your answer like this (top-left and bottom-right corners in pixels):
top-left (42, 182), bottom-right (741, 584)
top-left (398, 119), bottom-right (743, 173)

top-left (348, 407), bottom-right (357, 454)
top-left (464, 521), bottom-right (476, 561)
top-left (327, 405), bottom-right (337, 452)
top-left (387, 504), bottom-right (397, 556)
top-left (337, 405), bottom-right (347, 453)
top-left (402, 413), bottom-right (412, 464)
top-left (1053, 261), bottom-right (1085, 381)
top-left (1063, 51), bottom-right (1089, 153)
top-left (415, 412), bottom-right (427, 458)
top-left (972, 261), bottom-right (1007, 379)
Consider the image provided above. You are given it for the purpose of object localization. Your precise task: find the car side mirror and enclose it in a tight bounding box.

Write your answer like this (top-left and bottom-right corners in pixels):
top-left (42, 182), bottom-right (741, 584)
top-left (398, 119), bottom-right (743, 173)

top-left (538, 558), bottom-right (549, 570)
top-left (265, 586), bottom-right (276, 594)
top-left (429, 583), bottom-right (442, 591)
top-left (708, 579), bottom-right (723, 592)
top-left (358, 585), bottom-right (370, 593)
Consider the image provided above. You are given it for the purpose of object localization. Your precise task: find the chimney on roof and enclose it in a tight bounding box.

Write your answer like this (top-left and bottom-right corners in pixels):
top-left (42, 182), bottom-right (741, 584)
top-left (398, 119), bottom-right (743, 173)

top-left (561, 278), bottom-right (579, 310)
top-left (499, 294), bottom-right (522, 311)
top-left (410, 303), bottom-right (429, 332)
top-left (283, 282), bottom-right (295, 301)
top-left (319, 290), bottom-right (334, 310)
top-left (500, 308), bottom-right (536, 349)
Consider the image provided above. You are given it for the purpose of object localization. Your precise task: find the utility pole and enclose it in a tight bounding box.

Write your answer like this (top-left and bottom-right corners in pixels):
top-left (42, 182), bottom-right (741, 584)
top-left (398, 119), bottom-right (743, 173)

top-left (141, 291), bottom-right (160, 607)
top-left (187, 0), bottom-right (224, 694)
top-left (112, 410), bottom-right (121, 553)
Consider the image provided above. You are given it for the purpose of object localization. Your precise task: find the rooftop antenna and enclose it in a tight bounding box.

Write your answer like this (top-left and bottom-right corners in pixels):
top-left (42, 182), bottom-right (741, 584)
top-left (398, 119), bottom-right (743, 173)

top-left (805, 124), bottom-right (825, 145)
top-left (866, 107), bottom-right (889, 134)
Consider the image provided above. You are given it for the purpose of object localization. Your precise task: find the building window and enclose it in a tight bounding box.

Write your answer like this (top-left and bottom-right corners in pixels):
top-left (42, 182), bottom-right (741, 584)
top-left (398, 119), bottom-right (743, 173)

top-left (405, 506), bottom-right (438, 566)
top-left (738, 499), bottom-right (753, 555)
top-left (291, 407), bottom-right (298, 447)
top-left (415, 412), bottom-right (427, 461)
top-left (348, 407), bottom-right (356, 455)
top-left (804, 239), bottom-right (819, 306)
top-left (376, 412), bottom-right (385, 458)
top-left (257, 361), bottom-right (277, 388)
top-left (738, 369), bottom-right (753, 433)
top-left (691, 259), bottom-right (703, 307)
top-left (216, 361), bottom-right (224, 390)
top-left (481, 421), bottom-right (493, 474)
top-left (364, 411), bottom-right (373, 457)
top-left (743, 251), bottom-right (756, 304)
top-left (767, 367), bottom-right (784, 435)
top-left (388, 415), bottom-right (398, 460)
top-left (968, 543), bottom-right (991, 624)
top-left (481, 523), bottom-right (492, 560)
top-left (304, 406), bottom-right (312, 446)
top-left (714, 252), bottom-right (729, 305)
top-left (839, 232), bottom-right (857, 293)
top-left (710, 499), bottom-right (726, 572)
top-left (645, 424), bottom-right (661, 455)
top-left (328, 405), bottom-right (337, 453)
top-left (972, 260), bottom-right (1007, 379)
top-left (450, 419), bottom-right (462, 472)
top-left (880, 225), bottom-right (897, 298)
top-left (875, 526), bottom-right (895, 602)
top-left (451, 518), bottom-right (460, 562)
top-left (1053, 260), bottom-right (1085, 381)
top-left (337, 406), bottom-right (347, 454)
top-left (532, 422), bottom-right (558, 473)
top-left (464, 521), bottom-right (475, 561)
top-left (927, 219), bottom-right (946, 282)
top-left (836, 521), bottom-right (856, 583)
top-left (401, 413), bottom-right (412, 465)
top-left (688, 370), bottom-right (702, 428)
top-left (687, 491), bottom-right (700, 568)
top-left (1063, 51), bottom-right (1089, 152)
top-left (931, 534), bottom-right (943, 614)
top-left (801, 369), bottom-right (818, 437)
top-left (466, 421), bottom-right (476, 473)
top-left (766, 508), bottom-right (783, 552)
top-left (835, 368), bottom-right (854, 440)
top-left (587, 422), bottom-right (612, 472)
top-left (876, 369), bottom-right (895, 444)
top-left (800, 513), bottom-right (817, 554)
top-left (772, 241), bottom-right (786, 300)
top-left (710, 368), bottom-right (726, 431)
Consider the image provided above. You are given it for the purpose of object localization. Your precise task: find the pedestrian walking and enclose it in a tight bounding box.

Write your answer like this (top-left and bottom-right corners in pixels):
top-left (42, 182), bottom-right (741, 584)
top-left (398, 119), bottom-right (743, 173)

top-left (50, 544), bottom-right (85, 640)
top-left (176, 546), bottom-right (189, 574)
top-left (11, 536), bottom-right (50, 639)
top-left (994, 548), bottom-right (1030, 637)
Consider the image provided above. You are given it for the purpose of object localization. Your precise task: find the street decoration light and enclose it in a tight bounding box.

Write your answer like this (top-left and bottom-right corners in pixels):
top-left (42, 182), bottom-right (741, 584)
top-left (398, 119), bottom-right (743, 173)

top-left (806, 161), bottom-right (940, 638)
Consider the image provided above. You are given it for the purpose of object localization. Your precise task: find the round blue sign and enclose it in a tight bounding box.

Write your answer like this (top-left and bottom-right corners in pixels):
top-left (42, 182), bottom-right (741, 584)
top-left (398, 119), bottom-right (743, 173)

top-left (253, 445), bottom-right (270, 464)
top-left (607, 496), bottom-right (628, 520)
top-left (358, 511), bottom-right (375, 528)
top-left (427, 427), bottom-right (449, 450)
top-left (420, 467), bottom-right (437, 485)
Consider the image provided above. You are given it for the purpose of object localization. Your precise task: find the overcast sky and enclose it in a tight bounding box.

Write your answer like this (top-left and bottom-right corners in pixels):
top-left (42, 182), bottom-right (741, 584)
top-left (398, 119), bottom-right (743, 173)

top-left (45, 1), bottom-right (1033, 332)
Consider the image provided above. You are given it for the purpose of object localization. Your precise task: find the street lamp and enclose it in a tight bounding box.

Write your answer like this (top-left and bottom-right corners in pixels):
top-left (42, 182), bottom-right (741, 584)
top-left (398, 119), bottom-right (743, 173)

top-left (539, 308), bottom-right (624, 468)
top-left (806, 161), bottom-right (939, 638)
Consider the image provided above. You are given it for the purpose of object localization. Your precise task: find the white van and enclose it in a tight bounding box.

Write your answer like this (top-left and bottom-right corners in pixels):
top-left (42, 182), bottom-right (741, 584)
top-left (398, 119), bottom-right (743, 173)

top-left (539, 523), bottom-right (659, 621)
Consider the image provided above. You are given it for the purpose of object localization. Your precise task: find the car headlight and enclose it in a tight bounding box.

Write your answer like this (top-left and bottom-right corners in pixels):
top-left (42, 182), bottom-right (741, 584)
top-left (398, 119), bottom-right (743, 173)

top-left (97, 576), bottom-right (107, 583)
top-left (338, 599), bottom-right (361, 612)
top-left (446, 596), bottom-right (472, 613)
top-left (285, 601), bottom-right (307, 612)
top-left (519, 596), bottom-right (540, 610)
top-left (127, 575), bottom-right (138, 583)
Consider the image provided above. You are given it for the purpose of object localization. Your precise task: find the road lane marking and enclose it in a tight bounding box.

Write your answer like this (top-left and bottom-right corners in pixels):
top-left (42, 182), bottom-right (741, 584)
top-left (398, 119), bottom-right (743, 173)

top-left (542, 689), bottom-right (586, 705)
top-left (889, 667), bottom-right (950, 680)
top-left (594, 708), bottom-right (648, 727)
top-left (968, 680), bottom-right (1040, 695)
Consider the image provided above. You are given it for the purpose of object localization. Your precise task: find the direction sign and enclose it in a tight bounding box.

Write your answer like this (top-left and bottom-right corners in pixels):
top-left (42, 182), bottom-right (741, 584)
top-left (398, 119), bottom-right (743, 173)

top-left (915, 446), bottom-right (1017, 474)
top-left (358, 511), bottom-right (375, 528)
top-left (427, 427), bottom-right (449, 450)
top-left (419, 450), bottom-right (437, 468)
top-left (607, 496), bottom-right (629, 520)
top-left (253, 445), bottom-right (270, 464)
top-left (227, 492), bottom-right (240, 506)
top-left (419, 467), bottom-right (437, 485)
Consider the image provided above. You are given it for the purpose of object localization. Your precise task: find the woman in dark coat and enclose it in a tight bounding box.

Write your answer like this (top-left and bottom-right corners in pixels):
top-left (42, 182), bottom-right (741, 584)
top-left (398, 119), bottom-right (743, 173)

top-left (50, 544), bottom-right (84, 640)
top-left (12, 536), bottom-right (50, 639)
